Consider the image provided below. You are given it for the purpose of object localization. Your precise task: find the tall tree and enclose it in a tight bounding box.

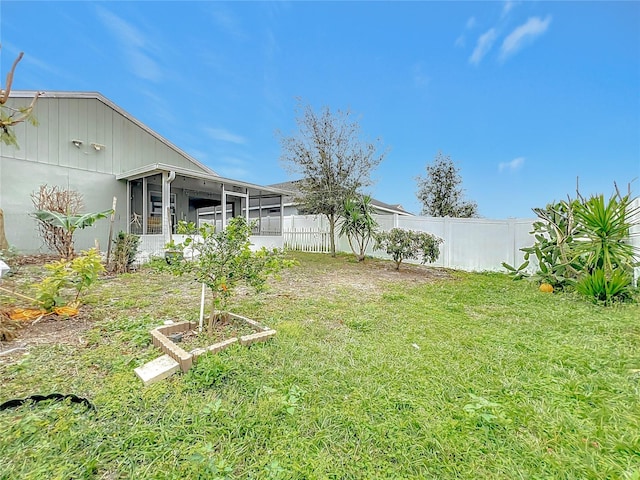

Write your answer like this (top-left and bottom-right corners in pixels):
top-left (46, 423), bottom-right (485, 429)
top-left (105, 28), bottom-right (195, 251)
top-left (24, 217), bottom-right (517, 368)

top-left (416, 151), bottom-right (478, 217)
top-left (279, 102), bottom-right (386, 256)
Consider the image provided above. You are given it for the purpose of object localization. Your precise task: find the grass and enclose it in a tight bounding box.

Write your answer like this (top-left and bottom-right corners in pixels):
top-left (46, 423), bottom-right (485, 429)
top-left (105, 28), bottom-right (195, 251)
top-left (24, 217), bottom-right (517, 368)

top-left (1, 252), bottom-right (639, 479)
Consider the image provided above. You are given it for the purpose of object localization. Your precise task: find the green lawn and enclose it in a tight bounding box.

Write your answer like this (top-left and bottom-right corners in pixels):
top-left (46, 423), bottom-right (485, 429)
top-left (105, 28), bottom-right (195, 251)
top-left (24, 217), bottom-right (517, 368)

top-left (1, 252), bottom-right (639, 479)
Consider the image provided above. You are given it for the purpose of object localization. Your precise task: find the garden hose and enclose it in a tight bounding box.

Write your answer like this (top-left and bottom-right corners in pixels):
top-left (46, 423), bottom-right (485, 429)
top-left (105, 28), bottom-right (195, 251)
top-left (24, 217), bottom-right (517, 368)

top-left (0, 393), bottom-right (95, 411)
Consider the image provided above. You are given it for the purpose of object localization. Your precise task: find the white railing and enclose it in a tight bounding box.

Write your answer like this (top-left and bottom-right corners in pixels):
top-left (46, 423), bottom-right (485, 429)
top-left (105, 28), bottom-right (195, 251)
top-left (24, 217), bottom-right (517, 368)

top-left (284, 228), bottom-right (332, 253)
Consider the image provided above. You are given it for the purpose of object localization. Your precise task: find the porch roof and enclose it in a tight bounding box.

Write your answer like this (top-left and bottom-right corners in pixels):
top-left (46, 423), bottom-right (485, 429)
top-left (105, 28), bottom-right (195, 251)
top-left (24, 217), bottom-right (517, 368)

top-left (116, 163), bottom-right (290, 197)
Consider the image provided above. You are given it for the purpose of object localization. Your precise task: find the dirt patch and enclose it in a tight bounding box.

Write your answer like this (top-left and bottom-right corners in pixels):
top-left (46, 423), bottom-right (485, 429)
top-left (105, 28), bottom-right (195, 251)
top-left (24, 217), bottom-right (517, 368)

top-left (10, 253), bottom-right (63, 267)
top-left (272, 255), bottom-right (452, 300)
top-left (0, 308), bottom-right (94, 364)
top-left (1, 253), bottom-right (96, 362)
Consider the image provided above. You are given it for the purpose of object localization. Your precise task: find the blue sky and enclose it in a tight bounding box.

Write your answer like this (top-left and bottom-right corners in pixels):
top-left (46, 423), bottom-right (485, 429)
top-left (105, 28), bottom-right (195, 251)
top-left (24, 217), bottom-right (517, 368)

top-left (2, 1), bottom-right (639, 218)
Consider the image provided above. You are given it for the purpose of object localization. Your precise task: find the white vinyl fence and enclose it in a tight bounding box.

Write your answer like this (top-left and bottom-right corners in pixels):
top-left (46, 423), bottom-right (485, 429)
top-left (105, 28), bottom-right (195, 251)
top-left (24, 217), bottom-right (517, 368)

top-left (284, 214), bottom-right (537, 272)
top-left (630, 198), bottom-right (640, 286)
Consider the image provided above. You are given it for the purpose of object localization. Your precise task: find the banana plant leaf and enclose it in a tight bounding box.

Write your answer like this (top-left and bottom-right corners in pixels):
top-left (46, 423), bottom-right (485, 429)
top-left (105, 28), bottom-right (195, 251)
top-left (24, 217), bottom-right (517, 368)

top-left (34, 209), bottom-right (113, 231)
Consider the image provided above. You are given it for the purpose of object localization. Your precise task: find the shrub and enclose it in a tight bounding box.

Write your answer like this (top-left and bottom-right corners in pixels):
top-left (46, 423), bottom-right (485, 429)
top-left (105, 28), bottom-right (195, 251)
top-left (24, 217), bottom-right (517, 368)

top-left (31, 185), bottom-right (83, 259)
top-left (502, 199), bottom-right (584, 289)
top-left (576, 268), bottom-right (634, 305)
top-left (33, 209), bottom-right (112, 260)
top-left (33, 248), bottom-right (104, 310)
top-left (111, 232), bottom-right (140, 274)
top-left (374, 228), bottom-right (442, 271)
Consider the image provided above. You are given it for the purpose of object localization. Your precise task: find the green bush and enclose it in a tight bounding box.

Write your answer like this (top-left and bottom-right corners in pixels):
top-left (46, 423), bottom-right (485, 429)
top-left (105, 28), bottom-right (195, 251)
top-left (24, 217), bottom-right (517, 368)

top-left (33, 248), bottom-right (104, 310)
top-left (503, 200), bottom-right (583, 289)
top-left (111, 231), bottom-right (140, 274)
top-left (374, 228), bottom-right (442, 271)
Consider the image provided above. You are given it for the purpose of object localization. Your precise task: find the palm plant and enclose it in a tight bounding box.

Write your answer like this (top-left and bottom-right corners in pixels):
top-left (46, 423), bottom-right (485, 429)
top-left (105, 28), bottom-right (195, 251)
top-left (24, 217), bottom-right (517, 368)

top-left (572, 190), bottom-right (639, 304)
top-left (338, 195), bottom-right (378, 262)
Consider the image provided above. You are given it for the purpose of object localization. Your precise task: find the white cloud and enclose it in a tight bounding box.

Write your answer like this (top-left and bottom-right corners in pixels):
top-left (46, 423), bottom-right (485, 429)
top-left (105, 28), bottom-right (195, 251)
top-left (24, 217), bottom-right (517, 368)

top-left (95, 6), bottom-right (163, 82)
top-left (469, 28), bottom-right (497, 65)
top-left (502, 1), bottom-right (517, 18)
top-left (499, 157), bottom-right (525, 173)
top-left (455, 16), bottom-right (477, 48)
top-left (205, 127), bottom-right (247, 144)
top-left (500, 16), bottom-right (552, 61)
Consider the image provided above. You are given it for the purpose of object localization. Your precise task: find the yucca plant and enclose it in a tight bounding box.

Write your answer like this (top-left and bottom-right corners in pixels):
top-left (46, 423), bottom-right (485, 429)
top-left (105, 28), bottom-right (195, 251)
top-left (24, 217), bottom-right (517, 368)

top-left (576, 268), bottom-right (634, 305)
top-left (572, 190), bottom-right (639, 304)
top-left (338, 194), bottom-right (378, 262)
top-left (573, 192), bottom-right (638, 273)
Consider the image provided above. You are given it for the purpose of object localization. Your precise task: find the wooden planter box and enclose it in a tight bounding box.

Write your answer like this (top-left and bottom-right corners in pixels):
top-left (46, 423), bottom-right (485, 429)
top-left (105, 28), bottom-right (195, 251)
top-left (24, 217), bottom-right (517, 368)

top-left (150, 313), bottom-right (276, 372)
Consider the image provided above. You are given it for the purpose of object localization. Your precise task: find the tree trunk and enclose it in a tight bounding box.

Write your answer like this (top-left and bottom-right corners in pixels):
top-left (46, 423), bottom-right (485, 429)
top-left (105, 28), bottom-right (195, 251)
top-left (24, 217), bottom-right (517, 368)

top-left (0, 209), bottom-right (8, 251)
top-left (208, 294), bottom-right (217, 331)
top-left (328, 214), bottom-right (336, 257)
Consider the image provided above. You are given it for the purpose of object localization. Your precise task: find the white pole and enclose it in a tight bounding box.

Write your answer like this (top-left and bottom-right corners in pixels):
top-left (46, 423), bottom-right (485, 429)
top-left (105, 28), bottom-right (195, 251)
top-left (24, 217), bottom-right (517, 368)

top-left (199, 282), bottom-right (206, 332)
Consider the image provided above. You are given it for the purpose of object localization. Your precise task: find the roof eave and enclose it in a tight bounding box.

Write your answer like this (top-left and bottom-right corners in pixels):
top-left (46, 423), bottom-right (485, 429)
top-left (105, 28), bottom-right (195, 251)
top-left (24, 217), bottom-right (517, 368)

top-left (117, 163), bottom-right (289, 196)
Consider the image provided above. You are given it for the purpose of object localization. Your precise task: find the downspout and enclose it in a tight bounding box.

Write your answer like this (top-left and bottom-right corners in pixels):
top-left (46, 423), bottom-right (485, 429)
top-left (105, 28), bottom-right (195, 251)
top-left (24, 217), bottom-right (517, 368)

top-left (163, 171), bottom-right (176, 244)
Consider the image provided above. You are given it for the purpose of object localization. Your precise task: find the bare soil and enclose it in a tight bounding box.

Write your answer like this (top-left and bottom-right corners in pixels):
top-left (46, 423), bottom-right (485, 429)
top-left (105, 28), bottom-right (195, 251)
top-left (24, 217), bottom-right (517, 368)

top-left (271, 256), bottom-right (452, 300)
top-left (0, 253), bottom-right (452, 362)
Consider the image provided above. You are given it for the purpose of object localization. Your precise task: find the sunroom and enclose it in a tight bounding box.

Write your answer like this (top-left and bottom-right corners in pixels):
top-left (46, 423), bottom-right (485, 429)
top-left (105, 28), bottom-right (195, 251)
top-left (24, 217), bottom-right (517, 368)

top-left (116, 163), bottom-right (289, 256)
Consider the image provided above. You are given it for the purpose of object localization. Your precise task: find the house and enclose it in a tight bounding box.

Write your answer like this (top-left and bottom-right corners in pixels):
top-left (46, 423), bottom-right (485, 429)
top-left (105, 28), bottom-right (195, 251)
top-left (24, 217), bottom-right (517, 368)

top-left (0, 91), bottom-right (288, 256)
top-left (265, 180), bottom-right (414, 216)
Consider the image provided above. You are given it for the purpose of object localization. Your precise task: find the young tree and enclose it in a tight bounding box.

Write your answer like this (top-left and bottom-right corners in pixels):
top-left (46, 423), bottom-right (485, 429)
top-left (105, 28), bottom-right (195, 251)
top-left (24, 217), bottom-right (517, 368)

top-left (166, 217), bottom-right (291, 331)
top-left (1, 46), bottom-right (40, 147)
top-left (416, 151), bottom-right (478, 217)
top-left (279, 102), bottom-right (386, 256)
top-left (338, 195), bottom-right (378, 262)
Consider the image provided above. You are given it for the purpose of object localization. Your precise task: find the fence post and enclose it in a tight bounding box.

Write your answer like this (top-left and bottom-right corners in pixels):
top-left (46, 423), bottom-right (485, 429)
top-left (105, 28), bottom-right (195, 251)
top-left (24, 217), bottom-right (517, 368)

top-left (508, 218), bottom-right (516, 268)
top-left (443, 216), bottom-right (449, 269)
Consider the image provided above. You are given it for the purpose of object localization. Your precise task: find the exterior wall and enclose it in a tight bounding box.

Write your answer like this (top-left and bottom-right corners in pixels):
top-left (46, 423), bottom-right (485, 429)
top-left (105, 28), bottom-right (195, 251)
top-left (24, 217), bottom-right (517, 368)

top-left (2, 95), bottom-right (210, 175)
top-left (0, 158), bottom-right (127, 253)
top-left (0, 93), bottom-right (213, 254)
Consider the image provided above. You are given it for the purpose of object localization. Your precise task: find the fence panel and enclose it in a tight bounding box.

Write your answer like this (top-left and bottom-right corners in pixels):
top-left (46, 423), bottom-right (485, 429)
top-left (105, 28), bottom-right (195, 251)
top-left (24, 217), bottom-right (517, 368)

top-left (630, 198), bottom-right (640, 286)
top-left (284, 228), bottom-right (332, 253)
top-left (284, 213), bottom-right (538, 272)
